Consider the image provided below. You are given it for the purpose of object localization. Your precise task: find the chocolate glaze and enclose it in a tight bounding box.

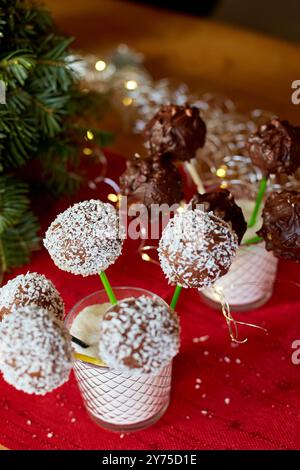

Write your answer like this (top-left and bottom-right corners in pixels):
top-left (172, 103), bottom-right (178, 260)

top-left (257, 190), bottom-right (300, 261)
top-left (247, 118), bottom-right (300, 176)
top-left (119, 154), bottom-right (183, 209)
top-left (189, 189), bottom-right (247, 244)
top-left (144, 104), bottom-right (206, 162)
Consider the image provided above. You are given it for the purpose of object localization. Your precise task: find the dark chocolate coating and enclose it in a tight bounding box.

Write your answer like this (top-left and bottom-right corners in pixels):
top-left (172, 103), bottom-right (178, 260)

top-left (119, 154), bottom-right (183, 209)
top-left (247, 118), bottom-right (300, 176)
top-left (257, 190), bottom-right (300, 260)
top-left (189, 189), bottom-right (247, 244)
top-left (144, 104), bottom-right (206, 162)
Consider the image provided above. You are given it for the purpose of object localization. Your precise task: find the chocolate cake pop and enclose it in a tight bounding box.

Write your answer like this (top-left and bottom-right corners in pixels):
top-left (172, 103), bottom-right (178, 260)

top-left (0, 306), bottom-right (72, 395)
top-left (0, 272), bottom-right (64, 322)
top-left (119, 154), bottom-right (183, 209)
top-left (158, 209), bottom-right (238, 288)
top-left (257, 190), bottom-right (300, 260)
top-left (247, 118), bottom-right (300, 176)
top-left (44, 200), bottom-right (124, 276)
top-left (99, 295), bottom-right (180, 374)
top-left (189, 189), bottom-right (247, 244)
top-left (144, 104), bottom-right (206, 162)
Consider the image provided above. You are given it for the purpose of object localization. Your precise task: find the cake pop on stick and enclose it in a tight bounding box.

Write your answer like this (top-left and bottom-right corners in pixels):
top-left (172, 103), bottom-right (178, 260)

top-left (162, 209), bottom-right (265, 342)
top-left (0, 271), bottom-right (89, 349)
top-left (44, 199), bottom-right (123, 303)
top-left (119, 153), bottom-right (183, 210)
top-left (189, 189), bottom-right (247, 244)
top-left (144, 104), bottom-right (206, 162)
top-left (257, 190), bottom-right (300, 260)
top-left (159, 209), bottom-right (238, 290)
top-left (160, 208), bottom-right (238, 317)
top-left (99, 295), bottom-right (180, 374)
top-left (144, 104), bottom-right (207, 192)
top-left (247, 118), bottom-right (300, 228)
top-left (0, 272), bottom-right (64, 322)
top-left (0, 305), bottom-right (72, 395)
top-left (169, 190), bottom-right (246, 309)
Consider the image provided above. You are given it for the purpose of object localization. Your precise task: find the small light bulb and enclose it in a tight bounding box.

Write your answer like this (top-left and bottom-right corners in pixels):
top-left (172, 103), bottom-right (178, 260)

top-left (122, 97), bottom-right (133, 106)
top-left (107, 193), bottom-right (118, 203)
top-left (216, 166), bottom-right (227, 178)
top-left (125, 80), bottom-right (138, 91)
top-left (141, 253), bottom-right (151, 262)
top-left (86, 130), bottom-right (94, 140)
top-left (95, 60), bottom-right (107, 72)
top-left (83, 147), bottom-right (93, 156)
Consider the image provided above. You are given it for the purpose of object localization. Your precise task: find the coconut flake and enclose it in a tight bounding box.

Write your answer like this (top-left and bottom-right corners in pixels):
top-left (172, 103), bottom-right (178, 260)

top-left (99, 295), bottom-right (180, 374)
top-left (0, 272), bottom-right (64, 322)
top-left (0, 306), bottom-right (72, 395)
top-left (158, 209), bottom-right (238, 288)
top-left (44, 200), bottom-right (124, 276)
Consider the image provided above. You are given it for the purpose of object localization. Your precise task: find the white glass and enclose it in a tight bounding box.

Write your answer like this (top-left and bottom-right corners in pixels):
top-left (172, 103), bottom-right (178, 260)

top-left (66, 287), bottom-right (172, 432)
top-left (201, 242), bottom-right (278, 311)
top-left (200, 180), bottom-right (278, 311)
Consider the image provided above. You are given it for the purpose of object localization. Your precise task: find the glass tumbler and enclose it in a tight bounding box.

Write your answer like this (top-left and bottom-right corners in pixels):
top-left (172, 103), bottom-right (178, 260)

top-left (65, 287), bottom-right (172, 432)
top-left (200, 180), bottom-right (278, 311)
top-left (200, 242), bottom-right (278, 311)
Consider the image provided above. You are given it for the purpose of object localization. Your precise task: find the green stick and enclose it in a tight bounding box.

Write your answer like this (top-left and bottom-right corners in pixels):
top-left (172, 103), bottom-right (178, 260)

top-left (247, 177), bottom-right (267, 228)
top-left (170, 285), bottom-right (183, 310)
top-left (242, 235), bottom-right (263, 246)
top-left (99, 271), bottom-right (117, 305)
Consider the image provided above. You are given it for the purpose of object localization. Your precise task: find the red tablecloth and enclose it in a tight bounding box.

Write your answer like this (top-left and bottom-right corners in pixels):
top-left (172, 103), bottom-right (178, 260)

top-left (1, 152), bottom-right (300, 450)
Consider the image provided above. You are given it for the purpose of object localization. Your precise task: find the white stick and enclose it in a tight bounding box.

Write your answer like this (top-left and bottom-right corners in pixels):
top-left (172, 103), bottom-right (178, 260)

top-left (185, 158), bottom-right (205, 194)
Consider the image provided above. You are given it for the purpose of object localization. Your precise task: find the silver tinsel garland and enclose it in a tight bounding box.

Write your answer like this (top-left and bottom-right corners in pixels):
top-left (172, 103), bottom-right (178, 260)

top-left (70, 45), bottom-right (300, 193)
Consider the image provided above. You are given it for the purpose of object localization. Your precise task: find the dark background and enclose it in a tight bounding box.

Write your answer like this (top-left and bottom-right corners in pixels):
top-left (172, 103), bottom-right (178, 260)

top-left (138, 0), bottom-right (300, 44)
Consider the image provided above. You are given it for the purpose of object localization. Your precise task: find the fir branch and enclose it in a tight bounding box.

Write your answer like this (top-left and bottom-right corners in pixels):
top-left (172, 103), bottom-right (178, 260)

top-left (0, 51), bottom-right (35, 86)
top-left (0, 175), bottom-right (31, 232)
top-left (0, 0), bottom-right (111, 273)
top-left (0, 211), bottom-right (40, 272)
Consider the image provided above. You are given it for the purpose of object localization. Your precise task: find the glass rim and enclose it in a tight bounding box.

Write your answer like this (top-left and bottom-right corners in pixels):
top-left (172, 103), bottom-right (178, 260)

top-left (66, 285), bottom-right (168, 321)
top-left (66, 286), bottom-right (169, 369)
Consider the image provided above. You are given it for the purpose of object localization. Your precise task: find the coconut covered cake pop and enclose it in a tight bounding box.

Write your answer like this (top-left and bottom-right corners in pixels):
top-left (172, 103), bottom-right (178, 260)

top-left (189, 189), bottom-right (247, 244)
top-left (257, 190), bottom-right (300, 261)
top-left (0, 305), bottom-right (72, 395)
top-left (144, 104), bottom-right (206, 162)
top-left (0, 272), bottom-right (64, 322)
top-left (158, 209), bottom-right (238, 288)
top-left (99, 295), bottom-right (180, 374)
top-left (44, 199), bottom-right (124, 276)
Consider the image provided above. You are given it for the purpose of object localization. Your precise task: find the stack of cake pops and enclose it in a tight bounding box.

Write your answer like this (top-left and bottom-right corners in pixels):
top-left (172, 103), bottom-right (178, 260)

top-left (0, 273), bottom-right (72, 395)
top-left (2, 104), bottom-right (300, 401)
top-left (43, 198), bottom-right (180, 375)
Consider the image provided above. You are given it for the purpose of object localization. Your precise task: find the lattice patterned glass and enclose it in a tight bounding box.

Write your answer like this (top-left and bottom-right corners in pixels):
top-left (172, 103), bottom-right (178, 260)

top-left (66, 287), bottom-right (173, 432)
top-left (201, 243), bottom-right (278, 311)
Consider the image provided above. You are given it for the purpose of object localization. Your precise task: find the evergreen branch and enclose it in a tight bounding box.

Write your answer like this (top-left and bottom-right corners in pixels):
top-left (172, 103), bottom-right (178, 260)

top-left (0, 0), bottom-right (111, 273)
top-left (0, 51), bottom-right (35, 86)
top-left (0, 211), bottom-right (40, 272)
top-left (0, 175), bottom-right (31, 233)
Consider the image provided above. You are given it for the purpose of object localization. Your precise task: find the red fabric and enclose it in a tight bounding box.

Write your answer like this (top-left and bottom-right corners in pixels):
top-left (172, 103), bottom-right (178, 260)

top-left (1, 151), bottom-right (300, 450)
